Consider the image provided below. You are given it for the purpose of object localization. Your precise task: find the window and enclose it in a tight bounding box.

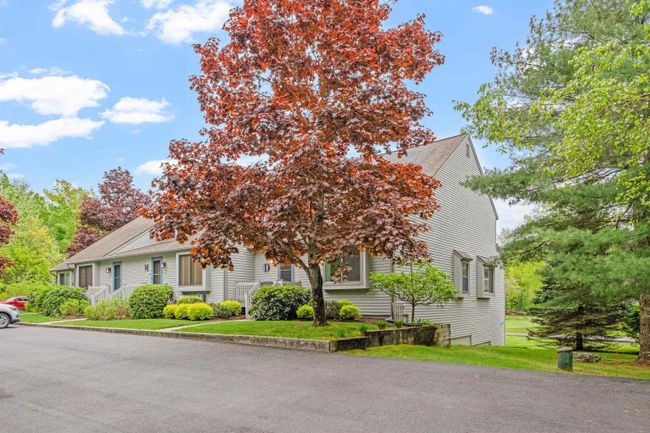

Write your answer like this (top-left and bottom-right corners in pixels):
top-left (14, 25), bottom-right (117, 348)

top-left (325, 253), bottom-right (361, 283)
top-left (179, 254), bottom-right (203, 286)
top-left (278, 264), bottom-right (293, 282)
top-left (461, 261), bottom-right (470, 293)
top-left (151, 258), bottom-right (163, 285)
top-left (58, 272), bottom-right (69, 286)
top-left (113, 262), bottom-right (122, 291)
top-left (483, 266), bottom-right (495, 294)
top-left (78, 265), bottom-right (93, 288)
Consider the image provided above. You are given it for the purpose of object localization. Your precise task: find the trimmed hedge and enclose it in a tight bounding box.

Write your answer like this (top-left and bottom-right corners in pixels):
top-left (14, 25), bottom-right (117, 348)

top-left (128, 285), bottom-right (173, 319)
top-left (187, 303), bottom-right (213, 321)
top-left (164, 303), bottom-right (212, 321)
top-left (177, 296), bottom-right (204, 304)
top-left (40, 286), bottom-right (87, 317)
top-left (296, 305), bottom-right (314, 320)
top-left (250, 285), bottom-right (311, 320)
top-left (339, 304), bottom-right (361, 321)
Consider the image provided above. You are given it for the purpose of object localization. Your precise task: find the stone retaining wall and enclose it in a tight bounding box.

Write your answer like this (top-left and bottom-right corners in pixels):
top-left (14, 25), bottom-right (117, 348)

top-left (21, 322), bottom-right (450, 353)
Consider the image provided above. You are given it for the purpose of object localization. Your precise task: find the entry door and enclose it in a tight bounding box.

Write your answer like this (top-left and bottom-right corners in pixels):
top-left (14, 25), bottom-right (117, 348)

top-left (151, 258), bottom-right (162, 284)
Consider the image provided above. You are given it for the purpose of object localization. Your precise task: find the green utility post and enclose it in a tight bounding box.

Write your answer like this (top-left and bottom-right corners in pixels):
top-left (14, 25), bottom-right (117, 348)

top-left (557, 347), bottom-right (573, 371)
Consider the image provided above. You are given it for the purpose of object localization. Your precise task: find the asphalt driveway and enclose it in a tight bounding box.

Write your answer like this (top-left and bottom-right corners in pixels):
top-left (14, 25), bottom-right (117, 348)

top-left (2, 326), bottom-right (649, 433)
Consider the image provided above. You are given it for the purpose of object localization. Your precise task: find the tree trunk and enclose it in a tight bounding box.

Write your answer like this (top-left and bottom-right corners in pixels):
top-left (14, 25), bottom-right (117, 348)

top-left (307, 263), bottom-right (327, 326)
top-left (411, 303), bottom-right (416, 324)
top-left (640, 293), bottom-right (650, 362)
top-left (575, 332), bottom-right (584, 351)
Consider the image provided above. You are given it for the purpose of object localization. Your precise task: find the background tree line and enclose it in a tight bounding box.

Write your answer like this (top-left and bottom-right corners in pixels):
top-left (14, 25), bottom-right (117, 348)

top-left (458, 0), bottom-right (649, 359)
top-left (0, 167), bottom-right (148, 296)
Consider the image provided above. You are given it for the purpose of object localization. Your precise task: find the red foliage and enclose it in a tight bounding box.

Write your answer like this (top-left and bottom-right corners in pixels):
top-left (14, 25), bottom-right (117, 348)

top-left (145, 0), bottom-right (444, 324)
top-left (0, 195), bottom-right (17, 276)
top-left (67, 168), bottom-right (150, 256)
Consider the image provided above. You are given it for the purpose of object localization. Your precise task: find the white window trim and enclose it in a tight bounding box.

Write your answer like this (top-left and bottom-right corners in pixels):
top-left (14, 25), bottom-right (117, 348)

top-left (322, 250), bottom-right (369, 290)
top-left (476, 256), bottom-right (496, 299)
top-left (176, 252), bottom-right (207, 292)
top-left (76, 263), bottom-right (95, 288)
top-left (452, 250), bottom-right (473, 298)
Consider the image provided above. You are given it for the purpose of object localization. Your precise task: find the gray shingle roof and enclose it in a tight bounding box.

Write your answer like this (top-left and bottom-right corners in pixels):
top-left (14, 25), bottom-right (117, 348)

top-left (51, 134), bottom-right (483, 272)
top-left (381, 134), bottom-right (467, 176)
top-left (51, 217), bottom-right (154, 271)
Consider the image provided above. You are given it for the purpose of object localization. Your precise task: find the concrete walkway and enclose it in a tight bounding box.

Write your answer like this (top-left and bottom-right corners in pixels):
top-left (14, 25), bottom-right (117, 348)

top-left (3, 325), bottom-right (649, 433)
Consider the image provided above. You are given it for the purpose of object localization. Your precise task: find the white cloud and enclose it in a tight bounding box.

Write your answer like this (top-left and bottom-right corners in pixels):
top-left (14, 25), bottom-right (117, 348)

top-left (136, 159), bottom-right (174, 175)
top-left (101, 97), bottom-right (173, 124)
top-left (0, 117), bottom-right (104, 149)
top-left (472, 5), bottom-right (494, 16)
top-left (28, 67), bottom-right (71, 76)
top-left (51, 0), bottom-right (125, 36)
top-left (146, 0), bottom-right (231, 44)
top-left (0, 74), bottom-right (108, 116)
top-left (141, 0), bottom-right (172, 9)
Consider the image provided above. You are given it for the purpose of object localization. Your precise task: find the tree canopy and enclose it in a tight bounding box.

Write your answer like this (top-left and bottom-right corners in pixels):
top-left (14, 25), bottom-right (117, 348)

top-left (146, 0), bottom-right (445, 325)
top-left (456, 0), bottom-right (650, 360)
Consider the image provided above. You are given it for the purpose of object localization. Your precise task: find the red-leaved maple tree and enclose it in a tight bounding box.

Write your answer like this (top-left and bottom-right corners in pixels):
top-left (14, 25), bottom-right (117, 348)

top-left (146, 0), bottom-right (445, 325)
top-left (67, 168), bottom-right (150, 256)
top-left (0, 150), bottom-right (18, 275)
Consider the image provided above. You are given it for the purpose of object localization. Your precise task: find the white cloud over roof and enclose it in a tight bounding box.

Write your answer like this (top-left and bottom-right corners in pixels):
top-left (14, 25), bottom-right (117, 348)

top-left (472, 5), bottom-right (494, 16)
top-left (101, 97), bottom-right (173, 124)
top-left (146, 0), bottom-right (231, 44)
top-left (51, 0), bottom-right (125, 36)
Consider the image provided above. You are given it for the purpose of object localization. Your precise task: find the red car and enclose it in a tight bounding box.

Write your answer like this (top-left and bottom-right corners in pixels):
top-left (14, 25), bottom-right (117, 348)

top-left (1, 297), bottom-right (30, 310)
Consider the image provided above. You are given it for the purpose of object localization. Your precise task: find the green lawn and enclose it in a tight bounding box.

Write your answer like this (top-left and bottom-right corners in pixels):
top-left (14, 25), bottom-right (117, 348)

top-left (347, 336), bottom-right (649, 380)
top-left (178, 320), bottom-right (378, 340)
top-left (505, 315), bottom-right (538, 334)
top-left (19, 312), bottom-right (64, 323)
top-left (58, 319), bottom-right (204, 330)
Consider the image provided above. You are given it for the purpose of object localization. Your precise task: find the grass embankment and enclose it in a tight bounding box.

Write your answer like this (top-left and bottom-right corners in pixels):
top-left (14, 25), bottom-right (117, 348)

top-left (58, 319), bottom-right (203, 330)
top-left (505, 315), bottom-right (539, 334)
top-left (347, 336), bottom-right (649, 380)
top-left (179, 320), bottom-right (378, 340)
top-left (19, 312), bottom-right (64, 323)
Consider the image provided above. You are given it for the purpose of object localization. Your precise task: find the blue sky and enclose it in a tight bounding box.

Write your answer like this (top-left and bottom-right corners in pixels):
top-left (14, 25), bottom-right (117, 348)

top-left (0, 0), bottom-right (551, 230)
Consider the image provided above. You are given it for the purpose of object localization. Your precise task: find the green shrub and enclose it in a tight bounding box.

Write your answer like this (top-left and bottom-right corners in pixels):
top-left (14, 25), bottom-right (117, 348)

top-left (29, 284), bottom-right (60, 312)
top-left (339, 304), bottom-right (361, 321)
top-left (40, 286), bottom-right (87, 317)
top-left (83, 298), bottom-right (131, 321)
top-left (220, 300), bottom-right (242, 315)
top-left (376, 321), bottom-right (388, 330)
top-left (0, 281), bottom-right (44, 301)
top-left (358, 324), bottom-right (369, 334)
top-left (338, 299), bottom-right (353, 307)
top-left (174, 303), bottom-right (190, 320)
top-left (177, 296), bottom-right (204, 304)
top-left (325, 300), bottom-right (342, 320)
top-left (395, 320), bottom-right (404, 328)
top-left (250, 285), bottom-right (311, 320)
top-left (412, 319), bottom-right (432, 327)
top-left (296, 304), bottom-right (314, 320)
top-left (163, 304), bottom-right (177, 319)
top-left (187, 303), bottom-right (213, 321)
top-left (59, 299), bottom-right (89, 317)
top-left (128, 285), bottom-right (173, 319)
top-left (212, 303), bottom-right (231, 318)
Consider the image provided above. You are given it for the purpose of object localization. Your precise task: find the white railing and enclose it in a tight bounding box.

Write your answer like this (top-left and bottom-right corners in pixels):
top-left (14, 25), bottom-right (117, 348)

top-left (87, 285), bottom-right (111, 306)
top-left (87, 284), bottom-right (140, 305)
top-left (112, 284), bottom-right (139, 300)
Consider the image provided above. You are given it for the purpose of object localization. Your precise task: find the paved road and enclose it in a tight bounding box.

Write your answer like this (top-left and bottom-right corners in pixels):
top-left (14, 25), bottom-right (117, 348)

top-left (2, 326), bottom-right (649, 433)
